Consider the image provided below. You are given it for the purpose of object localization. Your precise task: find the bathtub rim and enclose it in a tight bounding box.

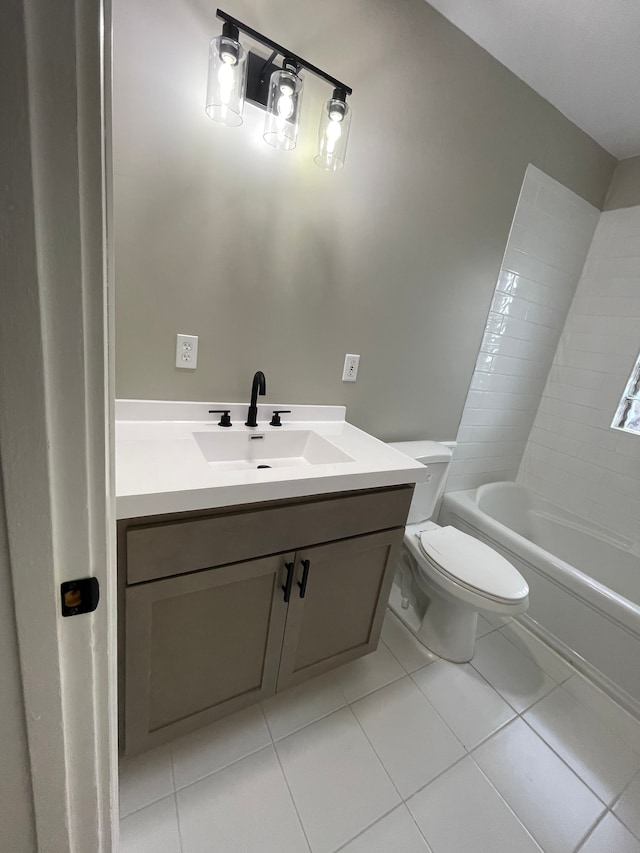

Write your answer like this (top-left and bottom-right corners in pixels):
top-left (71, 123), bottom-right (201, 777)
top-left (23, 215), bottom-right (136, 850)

top-left (441, 487), bottom-right (640, 639)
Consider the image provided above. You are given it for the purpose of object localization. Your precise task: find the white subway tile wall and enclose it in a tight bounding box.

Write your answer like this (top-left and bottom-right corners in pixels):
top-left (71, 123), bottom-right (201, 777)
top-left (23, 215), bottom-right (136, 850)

top-left (447, 166), bottom-right (600, 492)
top-left (518, 205), bottom-right (640, 543)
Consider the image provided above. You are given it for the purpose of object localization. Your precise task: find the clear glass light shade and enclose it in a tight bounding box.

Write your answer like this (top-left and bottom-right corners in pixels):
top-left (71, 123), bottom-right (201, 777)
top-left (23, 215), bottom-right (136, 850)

top-left (314, 98), bottom-right (351, 171)
top-left (206, 35), bottom-right (247, 127)
top-left (263, 68), bottom-right (303, 150)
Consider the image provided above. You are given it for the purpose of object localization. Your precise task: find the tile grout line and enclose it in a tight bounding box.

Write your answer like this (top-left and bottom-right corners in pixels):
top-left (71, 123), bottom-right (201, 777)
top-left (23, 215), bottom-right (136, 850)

top-left (467, 754), bottom-right (546, 852)
top-left (342, 702), bottom-right (405, 803)
top-left (331, 804), bottom-right (407, 853)
top-left (519, 710), bottom-right (635, 807)
top-left (172, 742), bottom-right (273, 798)
top-left (406, 665), bottom-right (509, 751)
top-left (271, 742), bottom-right (314, 853)
top-left (467, 662), bottom-right (640, 817)
top-left (608, 768), bottom-right (640, 843)
top-left (168, 745), bottom-right (186, 853)
top-left (496, 623), bottom-right (577, 684)
top-left (399, 750), bottom-right (470, 805)
top-left (172, 792), bottom-right (184, 853)
top-left (467, 733), bottom-right (604, 853)
top-left (570, 809), bottom-right (610, 853)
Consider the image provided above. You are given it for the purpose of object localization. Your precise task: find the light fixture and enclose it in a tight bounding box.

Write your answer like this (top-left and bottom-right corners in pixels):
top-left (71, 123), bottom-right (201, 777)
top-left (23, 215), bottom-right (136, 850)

top-left (207, 10), bottom-right (353, 168)
top-left (264, 60), bottom-right (303, 150)
top-left (314, 88), bottom-right (351, 171)
top-left (206, 22), bottom-right (247, 127)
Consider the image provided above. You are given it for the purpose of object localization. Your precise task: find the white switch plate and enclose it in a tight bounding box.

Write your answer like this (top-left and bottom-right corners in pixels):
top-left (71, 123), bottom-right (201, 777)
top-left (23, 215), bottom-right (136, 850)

top-left (176, 333), bottom-right (198, 369)
top-left (342, 353), bottom-right (360, 382)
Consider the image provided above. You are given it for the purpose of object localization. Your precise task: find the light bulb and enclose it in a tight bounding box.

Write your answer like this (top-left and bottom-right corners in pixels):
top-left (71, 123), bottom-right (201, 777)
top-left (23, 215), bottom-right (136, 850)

top-left (217, 58), bottom-right (235, 106)
top-left (325, 116), bottom-right (342, 155)
top-left (264, 68), bottom-right (302, 149)
top-left (276, 86), bottom-right (294, 132)
top-left (206, 34), bottom-right (246, 126)
top-left (314, 94), bottom-right (351, 171)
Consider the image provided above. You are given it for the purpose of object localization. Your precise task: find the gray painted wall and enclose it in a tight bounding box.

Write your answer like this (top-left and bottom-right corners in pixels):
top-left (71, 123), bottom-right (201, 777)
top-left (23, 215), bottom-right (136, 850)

top-left (113, 0), bottom-right (614, 440)
top-left (605, 156), bottom-right (640, 210)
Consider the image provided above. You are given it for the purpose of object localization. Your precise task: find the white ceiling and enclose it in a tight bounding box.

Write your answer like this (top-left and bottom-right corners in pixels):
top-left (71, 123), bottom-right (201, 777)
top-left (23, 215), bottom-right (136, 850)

top-left (426, 0), bottom-right (640, 160)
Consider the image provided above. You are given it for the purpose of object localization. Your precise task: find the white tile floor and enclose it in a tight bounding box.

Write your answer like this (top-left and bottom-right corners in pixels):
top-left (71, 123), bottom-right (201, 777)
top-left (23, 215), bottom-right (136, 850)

top-left (120, 611), bottom-right (640, 853)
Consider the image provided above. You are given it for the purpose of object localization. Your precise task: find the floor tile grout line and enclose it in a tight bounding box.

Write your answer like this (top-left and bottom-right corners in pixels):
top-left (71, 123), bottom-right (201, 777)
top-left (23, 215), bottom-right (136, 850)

top-left (380, 611), bottom-right (440, 673)
top-left (467, 742), bottom-right (605, 852)
top-left (264, 699), bottom-right (348, 745)
top-left (609, 769), bottom-right (640, 842)
top-left (399, 749), bottom-right (470, 805)
top-left (479, 625), bottom-right (566, 689)
top-left (611, 766), bottom-right (640, 809)
top-left (378, 629), bottom-right (410, 671)
top-left (168, 744), bottom-right (186, 853)
top-left (403, 803), bottom-right (436, 853)
top-left (118, 790), bottom-right (177, 821)
top-left (468, 650), bottom-right (561, 716)
top-left (467, 753), bottom-right (546, 852)
top-left (257, 701), bottom-right (276, 745)
top-left (563, 673), bottom-right (640, 740)
top-left (271, 741), bottom-right (314, 853)
top-left (331, 803), bottom-right (406, 853)
top-left (468, 713), bottom-right (613, 837)
top-left (171, 742), bottom-right (278, 800)
top-left (518, 710), bottom-right (640, 809)
top-left (172, 791), bottom-right (185, 853)
top-left (497, 622), bottom-right (577, 685)
top-left (344, 699), bottom-right (408, 804)
top-left (570, 809), bottom-right (609, 853)
top-left (468, 681), bottom-right (640, 802)
top-left (406, 666), bottom-right (508, 753)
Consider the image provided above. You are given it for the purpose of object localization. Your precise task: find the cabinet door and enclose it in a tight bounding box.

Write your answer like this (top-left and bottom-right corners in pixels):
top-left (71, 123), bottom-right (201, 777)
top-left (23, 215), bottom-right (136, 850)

top-left (277, 529), bottom-right (403, 691)
top-left (124, 553), bottom-right (292, 755)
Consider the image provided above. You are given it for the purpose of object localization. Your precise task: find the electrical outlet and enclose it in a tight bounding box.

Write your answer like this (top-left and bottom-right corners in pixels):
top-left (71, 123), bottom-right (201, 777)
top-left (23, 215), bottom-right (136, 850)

top-left (176, 334), bottom-right (198, 369)
top-left (342, 353), bottom-right (360, 382)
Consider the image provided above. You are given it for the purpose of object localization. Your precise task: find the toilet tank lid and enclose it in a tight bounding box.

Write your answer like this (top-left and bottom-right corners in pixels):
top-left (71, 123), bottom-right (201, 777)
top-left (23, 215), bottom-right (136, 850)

top-left (388, 440), bottom-right (452, 464)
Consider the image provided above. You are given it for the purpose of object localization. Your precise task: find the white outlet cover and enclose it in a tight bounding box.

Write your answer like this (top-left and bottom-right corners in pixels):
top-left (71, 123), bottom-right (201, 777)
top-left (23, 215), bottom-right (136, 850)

top-left (342, 353), bottom-right (360, 382)
top-left (176, 333), bottom-right (198, 369)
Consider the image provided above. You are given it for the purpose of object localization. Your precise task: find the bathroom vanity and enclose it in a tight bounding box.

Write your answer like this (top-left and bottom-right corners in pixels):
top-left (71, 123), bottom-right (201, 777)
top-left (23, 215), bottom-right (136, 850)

top-left (116, 401), bottom-right (424, 755)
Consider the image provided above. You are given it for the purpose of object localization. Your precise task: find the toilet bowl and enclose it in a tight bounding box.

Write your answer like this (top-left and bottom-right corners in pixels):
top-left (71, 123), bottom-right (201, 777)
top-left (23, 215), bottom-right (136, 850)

top-left (387, 441), bottom-right (529, 662)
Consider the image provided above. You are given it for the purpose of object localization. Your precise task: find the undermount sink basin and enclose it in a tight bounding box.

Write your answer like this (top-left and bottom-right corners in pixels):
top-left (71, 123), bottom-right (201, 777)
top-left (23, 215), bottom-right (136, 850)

top-left (193, 429), bottom-right (354, 471)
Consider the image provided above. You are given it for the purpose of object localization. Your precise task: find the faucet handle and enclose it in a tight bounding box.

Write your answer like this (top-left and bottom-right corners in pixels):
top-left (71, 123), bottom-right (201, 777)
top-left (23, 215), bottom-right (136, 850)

top-left (270, 410), bottom-right (291, 427)
top-left (209, 409), bottom-right (232, 427)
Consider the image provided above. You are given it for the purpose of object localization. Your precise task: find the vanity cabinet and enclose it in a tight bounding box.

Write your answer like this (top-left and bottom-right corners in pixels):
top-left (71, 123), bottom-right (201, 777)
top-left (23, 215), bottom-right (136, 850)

top-left (118, 485), bottom-right (412, 755)
top-left (277, 530), bottom-right (401, 690)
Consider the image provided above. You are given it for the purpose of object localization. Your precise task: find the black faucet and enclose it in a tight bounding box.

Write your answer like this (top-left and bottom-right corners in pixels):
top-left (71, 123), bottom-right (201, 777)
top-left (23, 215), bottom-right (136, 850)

top-left (245, 371), bottom-right (266, 427)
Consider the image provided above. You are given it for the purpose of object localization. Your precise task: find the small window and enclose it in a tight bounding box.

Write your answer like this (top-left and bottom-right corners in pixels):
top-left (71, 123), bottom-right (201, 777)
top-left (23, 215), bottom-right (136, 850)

top-left (612, 352), bottom-right (640, 435)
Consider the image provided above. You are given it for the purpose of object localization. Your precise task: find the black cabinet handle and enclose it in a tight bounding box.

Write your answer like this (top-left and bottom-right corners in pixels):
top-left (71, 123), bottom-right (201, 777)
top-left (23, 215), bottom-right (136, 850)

top-left (297, 559), bottom-right (311, 599)
top-left (281, 562), bottom-right (295, 603)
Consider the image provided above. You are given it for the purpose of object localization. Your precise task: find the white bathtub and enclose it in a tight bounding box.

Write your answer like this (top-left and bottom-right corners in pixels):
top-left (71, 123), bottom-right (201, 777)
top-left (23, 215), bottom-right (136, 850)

top-left (440, 482), bottom-right (640, 715)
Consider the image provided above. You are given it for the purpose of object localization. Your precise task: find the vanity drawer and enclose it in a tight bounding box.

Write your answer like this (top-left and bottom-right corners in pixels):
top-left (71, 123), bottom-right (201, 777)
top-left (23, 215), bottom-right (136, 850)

top-left (122, 485), bottom-right (413, 585)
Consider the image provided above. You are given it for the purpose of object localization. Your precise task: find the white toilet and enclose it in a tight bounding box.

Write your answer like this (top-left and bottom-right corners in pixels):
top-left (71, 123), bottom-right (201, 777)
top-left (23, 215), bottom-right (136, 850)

top-left (388, 440), bottom-right (529, 663)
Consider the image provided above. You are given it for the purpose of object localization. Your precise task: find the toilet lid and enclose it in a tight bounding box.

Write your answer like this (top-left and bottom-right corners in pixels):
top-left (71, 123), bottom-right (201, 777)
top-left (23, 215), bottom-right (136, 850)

top-left (418, 526), bottom-right (529, 602)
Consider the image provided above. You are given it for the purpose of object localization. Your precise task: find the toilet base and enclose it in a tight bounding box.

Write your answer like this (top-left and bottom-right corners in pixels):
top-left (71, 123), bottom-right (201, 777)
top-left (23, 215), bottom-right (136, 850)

top-left (417, 586), bottom-right (478, 663)
top-left (389, 580), bottom-right (478, 663)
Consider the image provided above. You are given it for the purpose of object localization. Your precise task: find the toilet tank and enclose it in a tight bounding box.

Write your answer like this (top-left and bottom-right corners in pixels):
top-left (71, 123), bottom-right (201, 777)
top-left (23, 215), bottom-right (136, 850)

top-left (388, 440), bottom-right (453, 524)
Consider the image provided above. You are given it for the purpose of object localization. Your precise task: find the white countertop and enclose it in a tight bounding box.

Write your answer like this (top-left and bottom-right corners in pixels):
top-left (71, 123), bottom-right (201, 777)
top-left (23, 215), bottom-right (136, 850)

top-left (115, 400), bottom-right (426, 519)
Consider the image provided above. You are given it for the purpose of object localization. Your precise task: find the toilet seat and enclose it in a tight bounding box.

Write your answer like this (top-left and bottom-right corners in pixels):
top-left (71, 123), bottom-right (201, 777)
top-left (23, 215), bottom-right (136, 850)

top-left (418, 526), bottom-right (528, 605)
